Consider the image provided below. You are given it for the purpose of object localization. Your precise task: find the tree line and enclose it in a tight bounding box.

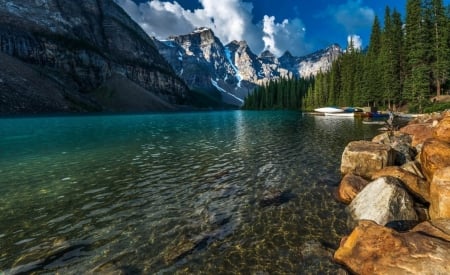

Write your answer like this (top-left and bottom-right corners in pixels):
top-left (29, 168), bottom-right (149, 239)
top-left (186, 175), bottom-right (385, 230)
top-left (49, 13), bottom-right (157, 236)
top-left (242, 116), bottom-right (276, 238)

top-left (243, 0), bottom-right (450, 113)
top-left (242, 77), bottom-right (312, 110)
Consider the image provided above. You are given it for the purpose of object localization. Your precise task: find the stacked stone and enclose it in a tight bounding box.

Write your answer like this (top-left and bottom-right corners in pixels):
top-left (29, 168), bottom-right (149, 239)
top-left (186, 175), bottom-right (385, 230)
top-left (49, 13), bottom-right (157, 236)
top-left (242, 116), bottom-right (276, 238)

top-left (334, 111), bottom-right (450, 274)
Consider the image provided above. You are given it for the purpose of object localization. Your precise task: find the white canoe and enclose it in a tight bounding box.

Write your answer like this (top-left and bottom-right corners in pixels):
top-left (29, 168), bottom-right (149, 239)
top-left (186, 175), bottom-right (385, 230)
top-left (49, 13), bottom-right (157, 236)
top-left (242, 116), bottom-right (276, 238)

top-left (324, 112), bottom-right (354, 117)
top-left (314, 107), bottom-right (344, 113)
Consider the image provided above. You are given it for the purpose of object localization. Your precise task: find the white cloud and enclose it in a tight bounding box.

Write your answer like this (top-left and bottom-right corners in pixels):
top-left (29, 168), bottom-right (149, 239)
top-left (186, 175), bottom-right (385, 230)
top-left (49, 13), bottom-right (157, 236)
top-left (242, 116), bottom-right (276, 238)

top-left (328, 0), bottom-right (375, 33)
top-left (262, 16), bottom-right (308, 56)
top-left (347, 34), bottom-right (362, 50)
top-left (114, 0), bottom-right (311, 56)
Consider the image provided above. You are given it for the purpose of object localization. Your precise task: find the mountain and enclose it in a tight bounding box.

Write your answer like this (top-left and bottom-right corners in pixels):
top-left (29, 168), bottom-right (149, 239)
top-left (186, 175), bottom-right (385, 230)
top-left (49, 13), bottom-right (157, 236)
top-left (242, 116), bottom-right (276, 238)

top-left (0, 0), bottom-right (191, 114)
top-left (154, 27), bottom-right (254, 106)
top-left (279, 44), bottom-right (343, 78)
top-left (155, 28), bottom-right (343, 106)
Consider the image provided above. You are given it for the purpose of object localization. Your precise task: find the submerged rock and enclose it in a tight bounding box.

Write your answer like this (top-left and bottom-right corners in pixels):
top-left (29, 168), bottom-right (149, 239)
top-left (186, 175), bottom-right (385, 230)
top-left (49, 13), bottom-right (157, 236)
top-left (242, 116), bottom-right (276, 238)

top-left (259, 189), bottom-right (296, 207)
top-left (346, 177), bottom-right (418, 229)
top-left (163, 237), bottom-right (202, 264)
top-left (334, 220), bottom-right (450, 275)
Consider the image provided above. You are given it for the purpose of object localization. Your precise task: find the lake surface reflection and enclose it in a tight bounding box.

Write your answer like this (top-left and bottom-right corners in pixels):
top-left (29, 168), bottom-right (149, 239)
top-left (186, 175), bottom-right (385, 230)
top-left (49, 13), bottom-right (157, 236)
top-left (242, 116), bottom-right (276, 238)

top-left (0, 111), bottom-right (380, 274)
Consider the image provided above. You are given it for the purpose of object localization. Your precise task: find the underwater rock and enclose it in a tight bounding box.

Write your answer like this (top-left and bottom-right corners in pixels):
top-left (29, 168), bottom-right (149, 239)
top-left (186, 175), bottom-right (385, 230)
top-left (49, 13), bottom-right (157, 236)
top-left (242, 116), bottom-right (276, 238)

top-left (163, 237), bottom-right (202, 264)
top-left (259, 189), bottom-right (296, 207)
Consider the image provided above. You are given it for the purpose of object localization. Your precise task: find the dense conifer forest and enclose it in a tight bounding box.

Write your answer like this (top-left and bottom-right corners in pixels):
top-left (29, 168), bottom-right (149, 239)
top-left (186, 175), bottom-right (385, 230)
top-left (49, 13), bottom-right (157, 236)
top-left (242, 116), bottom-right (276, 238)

top-left (242, 0), bottom-right (450, 113)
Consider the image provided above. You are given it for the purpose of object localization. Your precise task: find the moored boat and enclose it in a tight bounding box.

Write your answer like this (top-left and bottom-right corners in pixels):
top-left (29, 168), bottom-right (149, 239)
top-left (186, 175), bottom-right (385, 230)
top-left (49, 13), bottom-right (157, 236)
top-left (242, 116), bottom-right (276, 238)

top-left (324, 112), bottom-right (355, 117)
top-left (314, 107), bottom-right (344, 113)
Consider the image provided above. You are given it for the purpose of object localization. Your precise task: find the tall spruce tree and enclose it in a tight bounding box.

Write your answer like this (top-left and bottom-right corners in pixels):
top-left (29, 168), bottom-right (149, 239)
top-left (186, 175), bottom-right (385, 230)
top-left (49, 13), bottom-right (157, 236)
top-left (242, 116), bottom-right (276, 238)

top-left (363, 16), bottom-right (383, 106)
top-left (404, 0), bottom-right (432, 112)
top-left (430, 0), bottom-right (449, 96)
top-left (380, 7), bottom-right (403, 109)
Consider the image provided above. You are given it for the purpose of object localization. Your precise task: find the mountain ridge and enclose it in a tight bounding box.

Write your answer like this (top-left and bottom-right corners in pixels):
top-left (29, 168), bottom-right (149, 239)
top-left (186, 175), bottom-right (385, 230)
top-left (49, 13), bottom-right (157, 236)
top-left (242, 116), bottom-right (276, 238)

top-left (154, 27), bottom-right (343, 106)
top-left (0, 0), bottom-right (191, 114)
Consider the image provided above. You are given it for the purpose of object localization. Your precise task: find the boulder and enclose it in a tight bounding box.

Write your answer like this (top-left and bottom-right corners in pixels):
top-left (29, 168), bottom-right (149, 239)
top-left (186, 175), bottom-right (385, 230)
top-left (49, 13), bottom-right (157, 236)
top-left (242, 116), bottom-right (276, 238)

top-left (346, 177), bottom-right (418, 229)
top-left (372, 132), bottom-right (416, 165)
top-left (399, 123), bottom-right (434, 147)
top-left (334, 220), bottom-right (450, 275)
top-left (340, 141), bottom-right (394, 179)
top-left (411, 219), bottom-right (450, 241)
top-left (336, 173), bottom-right (369, 204)
top-left (371, 166), bottom-right (430, 203)
top-left (420, 139), bottom-right (450, 182)
top-left (429, 167), bottom-right (450, 219)
top-left (401, 161), bottom-right (425, 179)
top-left (433, 116), bottom-right (450, 143)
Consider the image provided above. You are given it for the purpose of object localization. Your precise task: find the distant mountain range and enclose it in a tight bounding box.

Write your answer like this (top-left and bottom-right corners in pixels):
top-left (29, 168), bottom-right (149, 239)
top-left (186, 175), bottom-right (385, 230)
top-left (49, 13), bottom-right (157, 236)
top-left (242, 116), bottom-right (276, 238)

top-left (0, 1), bottom-right (342, 114)
top-left (154, 27), bottom-right (343, 106)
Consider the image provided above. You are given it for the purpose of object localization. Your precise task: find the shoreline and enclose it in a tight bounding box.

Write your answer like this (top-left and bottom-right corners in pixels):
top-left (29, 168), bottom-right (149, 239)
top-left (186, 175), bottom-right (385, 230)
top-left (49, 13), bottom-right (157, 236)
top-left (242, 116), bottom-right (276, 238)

top-left (333, 111), bottom-right (450, 274)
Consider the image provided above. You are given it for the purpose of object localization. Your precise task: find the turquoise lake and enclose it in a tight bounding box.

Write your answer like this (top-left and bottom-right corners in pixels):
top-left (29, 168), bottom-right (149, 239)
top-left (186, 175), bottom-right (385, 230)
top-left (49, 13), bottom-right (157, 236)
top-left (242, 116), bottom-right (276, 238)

top-left (0, 111), bottom-right (380, 274)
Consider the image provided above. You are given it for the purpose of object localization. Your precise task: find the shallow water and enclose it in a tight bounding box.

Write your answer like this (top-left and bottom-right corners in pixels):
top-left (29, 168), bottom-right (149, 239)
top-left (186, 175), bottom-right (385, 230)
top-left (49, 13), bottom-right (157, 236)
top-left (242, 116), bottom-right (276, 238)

top-left (0, 111), bottom-right (380, 274)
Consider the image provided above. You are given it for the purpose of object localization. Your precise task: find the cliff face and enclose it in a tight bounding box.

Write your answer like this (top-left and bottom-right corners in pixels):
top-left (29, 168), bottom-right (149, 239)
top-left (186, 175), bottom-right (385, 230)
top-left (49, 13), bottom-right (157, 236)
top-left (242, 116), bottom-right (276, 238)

top-left (0, 0), bottom-right (190, 114)
top-left (155, 28), bottom-right (254, 106)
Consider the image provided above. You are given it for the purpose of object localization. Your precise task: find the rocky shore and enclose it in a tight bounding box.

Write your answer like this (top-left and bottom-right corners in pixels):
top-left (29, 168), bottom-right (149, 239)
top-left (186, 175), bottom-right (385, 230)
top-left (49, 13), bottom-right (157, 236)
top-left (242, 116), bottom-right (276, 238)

top-left (334, 112), bottom-right (450, 274)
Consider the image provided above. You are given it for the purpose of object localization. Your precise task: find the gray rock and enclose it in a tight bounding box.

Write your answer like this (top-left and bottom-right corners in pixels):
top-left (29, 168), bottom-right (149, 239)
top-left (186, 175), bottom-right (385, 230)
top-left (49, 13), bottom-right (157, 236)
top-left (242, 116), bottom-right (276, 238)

top-left (372, 132), bottom-right (416, 165)
top-left (346, 177), bottom-right (418, 229)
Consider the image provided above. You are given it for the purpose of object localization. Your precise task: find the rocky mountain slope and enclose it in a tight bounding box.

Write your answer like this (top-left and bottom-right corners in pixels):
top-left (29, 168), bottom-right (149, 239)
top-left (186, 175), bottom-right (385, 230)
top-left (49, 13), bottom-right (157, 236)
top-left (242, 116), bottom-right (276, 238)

top-left (0, 0), bottom-right (191, 114)
top-left (155, 27), bottom-right (343, 106)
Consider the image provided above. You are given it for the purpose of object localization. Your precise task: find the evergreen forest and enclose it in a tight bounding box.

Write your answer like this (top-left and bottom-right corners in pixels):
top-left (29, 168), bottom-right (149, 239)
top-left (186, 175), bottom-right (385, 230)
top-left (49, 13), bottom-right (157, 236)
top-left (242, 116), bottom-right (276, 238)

top-left (242, 0), bottom-right (450, 113)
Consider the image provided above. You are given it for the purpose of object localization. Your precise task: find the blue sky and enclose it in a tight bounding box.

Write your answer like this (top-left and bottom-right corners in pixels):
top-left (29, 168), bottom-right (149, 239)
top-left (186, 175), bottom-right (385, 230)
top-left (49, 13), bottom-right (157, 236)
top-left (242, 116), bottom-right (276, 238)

top-left (117, 0), bottom-right (449, 56)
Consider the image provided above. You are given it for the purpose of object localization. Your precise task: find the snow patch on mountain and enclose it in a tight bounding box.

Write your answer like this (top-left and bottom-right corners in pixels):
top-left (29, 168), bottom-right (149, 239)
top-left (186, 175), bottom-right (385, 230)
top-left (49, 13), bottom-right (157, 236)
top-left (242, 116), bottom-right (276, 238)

top-left (211, 78), bottom-right (244, 104)
top-left (224, 47), bottom-right (243, 88)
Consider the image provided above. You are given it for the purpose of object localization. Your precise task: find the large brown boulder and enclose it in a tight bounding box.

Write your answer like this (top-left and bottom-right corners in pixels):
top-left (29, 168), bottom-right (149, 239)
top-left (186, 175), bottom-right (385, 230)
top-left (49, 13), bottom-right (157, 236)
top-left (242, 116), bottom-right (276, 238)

top-left (336, 173), bottom-right (369, 204)
top-left (400, 123), bottom-right (434, 147)
top-left (334, 220), bottom-right (450, 275)
top-left (411, 219), bottom-right (450, 241)
top-left (346, 177), bottom-right (418, 229)
top-left (420, 139), bottom-right (450, 181)
top-left (340, 141), bottom-right (394, 179)
top-left (433, 116), bottom-right (450, 143)
top-left (429, 167), bottom-right (450, 219)
top-left (371, 166), bottom-right (430, 203)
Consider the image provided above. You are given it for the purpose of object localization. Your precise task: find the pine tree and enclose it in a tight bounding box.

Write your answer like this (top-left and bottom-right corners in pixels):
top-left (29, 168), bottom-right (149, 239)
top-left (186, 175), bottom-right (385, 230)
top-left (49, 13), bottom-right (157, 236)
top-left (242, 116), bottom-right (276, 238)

top-left (430, 0), bottom-right (450, 96)
top-left (404, 0), bottom-right (432, 112)
top-left (363, 16), bottom-right (383, 107)
top-left (380, 7), bottom-right (403, 109)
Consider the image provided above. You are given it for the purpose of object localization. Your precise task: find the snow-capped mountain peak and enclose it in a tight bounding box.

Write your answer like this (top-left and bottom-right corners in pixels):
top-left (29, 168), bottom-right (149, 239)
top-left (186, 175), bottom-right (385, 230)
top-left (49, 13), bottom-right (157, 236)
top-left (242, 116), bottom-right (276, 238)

top-left (154, 27), bottom-right (343, 106)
